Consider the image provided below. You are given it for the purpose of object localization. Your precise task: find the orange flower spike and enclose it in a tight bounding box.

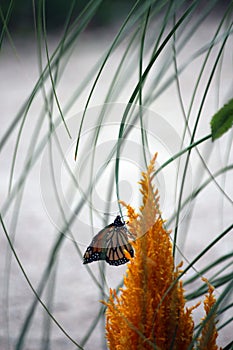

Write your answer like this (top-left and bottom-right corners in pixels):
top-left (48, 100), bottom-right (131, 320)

top-left (198, 278), bottom-right (221, 350)
top-left (104, 153), bottom-right (217, 350)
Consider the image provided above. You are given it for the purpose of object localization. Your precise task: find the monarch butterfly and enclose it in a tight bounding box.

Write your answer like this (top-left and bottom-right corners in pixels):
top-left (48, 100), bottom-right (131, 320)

top-left (83, 215), bottom-right (134, 266)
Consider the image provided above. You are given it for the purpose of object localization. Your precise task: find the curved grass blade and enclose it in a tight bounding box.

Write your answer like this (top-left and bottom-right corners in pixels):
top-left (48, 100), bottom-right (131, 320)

top-left (115, 1), bottom-right (197, 203)
top-left (170, 3), bottom-right (232, 227)
top-left (167, 163), bottom-right (233, 228)
top-left (218, 315), bottom-right (233, 332)
top-left (74, 0), bottom-right (144, 161)
top-left (152, 134), bottom-right (212, 178)
top-left (41, 0), bottom-right (71, 138)
top-left (184, 251), bottom-right (233, 286)
top-left (88, 28), bottom-right (140, 222)
top-left (80, 305), bottom-right (106, 347)
top-left (138, 4), bottom-right (151, 169)
top-left (186, 271), bottom-right (233, 300)
top-left (0, 0), bottom-right (14, 48)
top-left (172, 19), bottom-right (233, 259)
top-left (0, 214), bottom-right (84, 350)
top-left (3, 0), bottom-right (105, 195)
top-left (11, 124), bottom-right (132, 348)
top-left (153, 223), bottom-right (233, 322)
top-left (223, 340), bottom-right (233, 350)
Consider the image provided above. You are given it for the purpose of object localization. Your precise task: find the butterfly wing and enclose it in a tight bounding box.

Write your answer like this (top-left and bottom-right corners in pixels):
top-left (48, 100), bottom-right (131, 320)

top-left (83, 222), bottom-right (134, 266)
top-left (83, 225), bottom-right (112, 264)
top-left (105, 225), bottom-right (134, 266)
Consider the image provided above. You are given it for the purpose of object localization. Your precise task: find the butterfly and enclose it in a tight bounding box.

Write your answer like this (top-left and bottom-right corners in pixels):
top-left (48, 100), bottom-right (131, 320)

top-left (83, 215), bottom-right (134, 266)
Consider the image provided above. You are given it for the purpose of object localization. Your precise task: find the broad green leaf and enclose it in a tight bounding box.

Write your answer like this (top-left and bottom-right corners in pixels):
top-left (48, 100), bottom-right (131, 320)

top-left (211, 98), bottom-right (233, 141)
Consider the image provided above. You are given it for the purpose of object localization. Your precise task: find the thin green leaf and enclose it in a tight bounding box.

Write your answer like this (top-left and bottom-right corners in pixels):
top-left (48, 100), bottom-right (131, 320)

top-left (0, 214), bottom-right (84, 350)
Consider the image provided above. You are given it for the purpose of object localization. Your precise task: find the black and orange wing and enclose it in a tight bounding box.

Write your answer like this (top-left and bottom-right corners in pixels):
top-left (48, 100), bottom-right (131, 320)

top-left (105, 225), bottom-right (134, 266)
top-left (83, 224), bottom-right (114, 264)
top-left (83, 218), bottom-right (134, 266)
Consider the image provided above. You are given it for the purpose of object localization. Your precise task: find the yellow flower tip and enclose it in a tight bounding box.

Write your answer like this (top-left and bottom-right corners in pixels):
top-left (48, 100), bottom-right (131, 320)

top-left (124, 249), bottom-right (133, 261)
top-left (109, 288), bottom-right (118, 301)
top-left (202, 277), bottom-right (215, 292)
top-left (197, 278), bottom-right (220, 350)
top-left (190, 301), bottom-right (201, 312)
top-left (147, 152), bottom-right (158, 172)
top-left (202, 277), bottom-right (210, 285)
top-left (111, 289), bottom-right (116, 297)
top-left (152, 152), bottom-right (158, 163)
top-left (176, 261), bottom-right (184, 269)
top-left (119, 200), bottom-right (127, 207)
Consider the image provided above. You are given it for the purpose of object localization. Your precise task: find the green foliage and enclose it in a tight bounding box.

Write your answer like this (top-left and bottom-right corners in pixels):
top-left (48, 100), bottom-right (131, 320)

top-left (210, 98), bottom-right (233, 141)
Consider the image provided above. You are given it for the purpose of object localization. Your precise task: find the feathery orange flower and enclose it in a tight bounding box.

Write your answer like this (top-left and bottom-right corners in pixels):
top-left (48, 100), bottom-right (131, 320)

top-left (198, 278), bottom-right (222, 350)
top-left (102, 153), bottom-right (221, 350)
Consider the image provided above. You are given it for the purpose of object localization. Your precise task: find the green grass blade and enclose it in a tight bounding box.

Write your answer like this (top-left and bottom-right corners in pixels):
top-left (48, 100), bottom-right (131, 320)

top-left (0, 0), bottom-right (14, 48)
top-left (172, 19), bottom-right (233, 259)
top-left (0, 214), bottom-right (84, 350)
top-left (74, 0), bottom-right (143, 161)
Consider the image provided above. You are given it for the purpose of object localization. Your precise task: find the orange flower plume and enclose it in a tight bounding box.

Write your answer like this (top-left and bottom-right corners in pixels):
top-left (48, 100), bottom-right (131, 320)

top-left (102, 153), bottom-right (221, 350)
top-left (197, 278), bottom-right (222, 350)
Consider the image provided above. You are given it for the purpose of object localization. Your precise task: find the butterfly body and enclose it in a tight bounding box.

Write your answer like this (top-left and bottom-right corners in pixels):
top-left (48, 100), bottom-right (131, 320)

top-left (83, 216), bottom-right (134, 266)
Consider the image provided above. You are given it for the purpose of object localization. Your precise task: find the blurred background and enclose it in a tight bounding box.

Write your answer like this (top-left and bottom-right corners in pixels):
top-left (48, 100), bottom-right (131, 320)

top-left (1, 0), bottom-right (135, 31)
top-left (0, 0), bottom-right (230, 32)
